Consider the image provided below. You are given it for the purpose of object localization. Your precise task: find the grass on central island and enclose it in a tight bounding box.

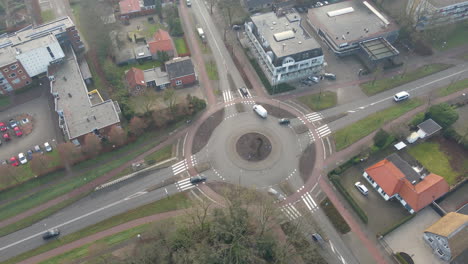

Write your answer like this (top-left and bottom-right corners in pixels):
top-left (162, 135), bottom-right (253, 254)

top-left (297, 91), bottom-right (337, 111)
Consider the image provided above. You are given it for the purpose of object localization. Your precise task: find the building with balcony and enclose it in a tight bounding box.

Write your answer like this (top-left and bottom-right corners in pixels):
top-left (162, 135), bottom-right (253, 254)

top-left (407, 0), bottom-right (468, 30)
top-left (244, 10), bottom-right (323, 85)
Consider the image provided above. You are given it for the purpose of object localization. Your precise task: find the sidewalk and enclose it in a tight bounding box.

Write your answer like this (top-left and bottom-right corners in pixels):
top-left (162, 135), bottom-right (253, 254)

top-left (18, 209), bottom-right (188, 264)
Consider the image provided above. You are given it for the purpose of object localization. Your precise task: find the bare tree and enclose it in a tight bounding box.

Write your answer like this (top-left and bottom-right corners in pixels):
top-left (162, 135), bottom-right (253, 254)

top-left (57, 142), bottom-right (83, 165)
top-left (129, 116), bottom-right (148, 136)
top-left (186, 197), bottom-right (213, 232)
top-left (81, 134), bottom-right (102, 158)
top-left (218, 0), bottom-right (234, 26)
top-left (0, 165), bottom-right (19, 187)
top-left (30, 154), bottom-right (54, 176)
top-left (108, 125), bottom-right (127, 146)
top-left (140, 90), bottom-right (160, 114)
top-left (152, 110), bottom-right (168, 128)
top-left (208, 0), bottom-right (217, 14)
top-left (163, 88), bottom-right (177, 115)
top-left (371, 64), bottom-right (384, 86)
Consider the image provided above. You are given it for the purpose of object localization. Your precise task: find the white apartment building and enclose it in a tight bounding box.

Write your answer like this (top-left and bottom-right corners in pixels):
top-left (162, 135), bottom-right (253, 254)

top-left (245, 10), bottom-right (323, 85)
top-left (407, 0), bottom-right (468, 29)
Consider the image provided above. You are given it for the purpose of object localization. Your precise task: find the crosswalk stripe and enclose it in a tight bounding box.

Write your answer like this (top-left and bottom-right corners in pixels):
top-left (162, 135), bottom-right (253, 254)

top-left (281, 208), bottom-right (295, 221)
top-left (317, 125), bottom-right (331, 138)
top-left (302, 192), bottom-right (318, 212)
top-left (172, 160), bottom-right (187, 175)
top-left (175, 178), bottom-right (195, 191)
top-left (305, 112), bottom-right (323, 122)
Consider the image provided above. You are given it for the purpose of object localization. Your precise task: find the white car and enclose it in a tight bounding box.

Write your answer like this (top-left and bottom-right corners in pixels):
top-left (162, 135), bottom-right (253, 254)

top-left (355, 182), bottom-right (369, 196)
top-left (394, 91), bottom-right (410, 102)
top-left (44, 142), bottom-right (52, 152)
top-left (18, 152), bottom-right (28, 164)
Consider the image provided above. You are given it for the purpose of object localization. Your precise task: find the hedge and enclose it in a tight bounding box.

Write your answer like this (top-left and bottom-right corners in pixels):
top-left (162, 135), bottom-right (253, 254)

top-left (320, 198), bottom-right (351, 234)
top-left (378, 214), bottom-right (416, 237)
top-left (329, 175), bottom-right (368, 223)
top-left (395, 252), bottom-right (410, 264)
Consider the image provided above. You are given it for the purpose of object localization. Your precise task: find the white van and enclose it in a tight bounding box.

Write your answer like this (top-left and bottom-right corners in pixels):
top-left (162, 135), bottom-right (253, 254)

top-left (394, 91), bottom-right (410, 102)
top-left (253, 104), bottom-right (267, 118)
top-left (186, 0), bottom-right (191, 7)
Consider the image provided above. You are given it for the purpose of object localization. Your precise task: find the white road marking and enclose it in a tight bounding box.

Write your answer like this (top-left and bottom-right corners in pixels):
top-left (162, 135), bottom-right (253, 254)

top-left (124, 191), bottom-right (148, 201)
top-left (0, 190), bottom-right (148, 252)
top-left (317, 125), bottom-right (331, 138)
top-left (304, 112), bottom-right (323, 122)
top-left (301, 192), bottom-right (318, 212)
top-left (329, 240), bottom-right (336, 253)
top-left (307, 130), bottom-right (315, 143)
top-left (190, 155), bottom-right (198, 167)
top-left (182, 132), bottom-right (188, 158)
top-left (171, 160), bottom-right (188, 175)
top-left (175, 178), bottom-right (196, 191)
top-left (280, 204), bottom-right (302, 220)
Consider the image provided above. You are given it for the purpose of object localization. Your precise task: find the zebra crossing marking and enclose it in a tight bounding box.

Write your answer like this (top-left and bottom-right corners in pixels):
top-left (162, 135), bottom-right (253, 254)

top-left (175, 178), bottom-right (196, 191)
top-left (317, 124), bottom-right (331, 138)
top-left (304, 112), bottom-right (323, 123)
top-left (171, 159), bottom-right (188, 175)
top-left (301, 192), bottom-right (318, 213)
top-left (280, 204), bottom-right (302, 221)
top-left (222, 90), bottom-right (234, 103)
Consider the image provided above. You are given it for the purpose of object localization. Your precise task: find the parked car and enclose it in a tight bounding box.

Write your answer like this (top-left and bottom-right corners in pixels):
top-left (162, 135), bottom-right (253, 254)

top-left (394, 91), bottom-right (410, 102)
top-left (354, 182), bottom-right (369, 196)
top-left (232, 24), bottom-right (241, 30)
top-left (1, 159), bottom-right (7, 165)
top-left (44, 142), bottom-right (53, 152)
top-left (26, 150), bottom-right (33, 160)
top-left (34, 145), bottom-right (43, 153)
top-left (324, 1), bottom-right (329, 5)
top-left (190, 175), bottom-right (207, 184)
top-left (311, 233), bottom-right (324, 243)
top-left (278, 118), bottom-right (290, 125)
top-left (18, 153), bottom-right (27, 164)
top-left (13, 126), bottom-right (23, 137)
top-left (3, 133), bottom-right (11, 142)
top-left (9, 156), bottom-right (19, 166)
top-left (308, 76), bottom-right (320, 83)
top-left (323, 73), bottom-right (336, 80)
top-left (239, 86), bottom-right (249, 97)
top-left (43, 228), bottom-right (60, 240)
top-left (9, 119), bottom-right (18, 129)
top-left (0, 122), bottom-right (7, 132)
top-left (186, 0), bottom-right (191, 7)
top-left (267, 188), bottom-right (286, 201)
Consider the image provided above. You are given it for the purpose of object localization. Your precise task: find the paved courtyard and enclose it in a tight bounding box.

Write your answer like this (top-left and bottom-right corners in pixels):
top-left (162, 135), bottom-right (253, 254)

top-left (384, 207), bottom-right (446, 264)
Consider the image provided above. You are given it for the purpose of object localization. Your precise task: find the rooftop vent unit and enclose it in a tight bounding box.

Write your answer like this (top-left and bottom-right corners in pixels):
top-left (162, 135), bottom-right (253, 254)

top-left (327, 7), bottom-right (354, 17)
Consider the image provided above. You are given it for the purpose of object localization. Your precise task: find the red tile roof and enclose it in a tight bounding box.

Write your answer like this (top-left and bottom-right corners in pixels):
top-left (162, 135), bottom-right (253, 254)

top-left (148, 29), bottom-right (174, 54)
top-left (119, 0), bottom-right (141, 15)
top-left (399, 173), bottom-right (449, 212)
top-left (125, 67), bottom-right (145, 87)
top-left (366, 159), bottom-right (449, 212)
top-left (365, 159), bottom-right (405, 196)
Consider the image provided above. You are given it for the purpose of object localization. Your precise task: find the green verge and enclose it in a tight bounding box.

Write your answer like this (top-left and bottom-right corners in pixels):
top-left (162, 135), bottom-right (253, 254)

top-left (407, 142), bottom-right (459, 185)
top-left (41, 10), bottom-right (55, 23)
top-left (174, 37), bottom-right (188, 54)
top-left (329, 175), bottom-right (368, 223)
top-left (205, 61), bottom-right (219, 80)
top-left (0, 121), bottom-right (187, 236)
top-left (0, 95), bottom-right (11, 108)
top-left (3, 194), bottom-right (189, 264)
top-left (437, 78), bottom-right (468, 97)
top-left (333, 99), bottom-right (423, 151)
top-left (427, 22), bottom-right (468, 51)
top-left (320, 197), bottom-right (351, 234)
top-left (361, 64), bottom-right (453, 96)
top-left (144, 144), bottom-right (173, 164)
top-left (297, 91), bottom-right (337, 111)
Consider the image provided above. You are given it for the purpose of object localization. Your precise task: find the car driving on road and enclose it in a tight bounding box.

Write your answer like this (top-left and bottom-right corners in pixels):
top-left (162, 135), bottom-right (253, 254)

top-left (43, 228), bottom-right (60, 240)
top-left (190, 176), bottom-right (207, 184)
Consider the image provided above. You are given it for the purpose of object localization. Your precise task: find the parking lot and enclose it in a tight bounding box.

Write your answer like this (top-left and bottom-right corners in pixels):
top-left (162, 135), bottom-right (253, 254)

top-left (0, 89), bottom-right (60, 163)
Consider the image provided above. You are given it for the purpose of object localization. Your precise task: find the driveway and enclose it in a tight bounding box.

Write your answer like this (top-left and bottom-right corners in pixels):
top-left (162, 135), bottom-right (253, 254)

top-left (0, 90), bottom-right (60, 161)
top-left (384, 207), bottom-right (445, 264)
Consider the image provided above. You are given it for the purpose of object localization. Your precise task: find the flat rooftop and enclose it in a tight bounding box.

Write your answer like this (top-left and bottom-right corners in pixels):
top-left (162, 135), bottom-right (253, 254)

top-left (143, 67), bottom-right (169, 86)
top-left (250, 11), bottom-right (321, 58)
top-left (307, 1), bottom-right (398, 47)
top-left (51, 50), bottom-right (120, 140)
top-left (427, 0), bottom-right (468, 8)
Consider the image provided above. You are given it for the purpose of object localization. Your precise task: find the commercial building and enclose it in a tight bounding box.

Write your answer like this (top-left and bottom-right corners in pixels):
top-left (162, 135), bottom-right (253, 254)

top-left (243, 0), bottom-right (274, 12)
top-left (363, 153), bottom-right (449, 214)
top-left (307, 1), bottom-right (399, 67)
top-left (245, 10), bottom-right (323, 85)
top-left (0, 16), bottom-right (84, 94)
top-left (407, 0), bottom-right (468, 30)
top-left (49, 48), bottom-right (120, 144)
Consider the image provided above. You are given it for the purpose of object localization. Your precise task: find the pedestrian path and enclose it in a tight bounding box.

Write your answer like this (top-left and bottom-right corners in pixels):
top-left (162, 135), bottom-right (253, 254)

top-left (280, 203), bottom-right (302, 221)
top-left (317, 124), bottom-right (331, 138)
top-left (304, 112), bottom-right (323, 123)
top-left (301, 192), bottom-right (319, 213)
top-left (171, 159), bottom-right (188, 175)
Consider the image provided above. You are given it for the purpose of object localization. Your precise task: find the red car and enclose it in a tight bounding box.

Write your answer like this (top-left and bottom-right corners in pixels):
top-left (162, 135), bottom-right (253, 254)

top-left (10, 156), bottom-right (19, 166)
top-left (3, 133), bottom-right (11, 141)
top-left (13, 126), bottom-right (23, 137)
top-left (0, 122), bottom-right (6, 132)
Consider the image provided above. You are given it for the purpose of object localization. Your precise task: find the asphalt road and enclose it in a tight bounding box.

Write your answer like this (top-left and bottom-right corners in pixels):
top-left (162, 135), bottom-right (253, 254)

top-left (0, 166), bottom-right (184, 261)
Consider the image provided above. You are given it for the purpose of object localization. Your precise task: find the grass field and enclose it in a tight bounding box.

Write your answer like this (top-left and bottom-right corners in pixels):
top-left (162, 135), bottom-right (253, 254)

top-left (334, 99), bottom-right (423, 151)
top-left (0, 96), bottom-right (11, 108)
top-left (427, 22), bottom-right (468, 51)
top-left (437, 78), bottom-right (468, 97)
top-left (407, 142), bottom-right (458, 185)
top-left (205, 61), bottom-right (219, 80)
top-left (4, 194), bottom-right (189, 264)
top-left (41, 10), bottom-right (55, 23)
top-left (361, 64), bottom-right (453, 95)
top-left (174, 37), bottom-right (188, 55)
top-left (297, 91), bottom-right (337, 111)
top-left (116, 59), bottom-right (162, 78)
top-left (144, 144), bottom-right (173, 163)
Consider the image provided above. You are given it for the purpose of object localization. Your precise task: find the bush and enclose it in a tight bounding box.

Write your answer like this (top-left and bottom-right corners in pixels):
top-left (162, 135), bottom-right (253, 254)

top-left (426, 103), bottom-right (459, 128)
top-left (329, 175), bottom-right (368, 224)
top-left (320, 198), bottom-right (351, 234)
top-left (409, 112), bottom-right (425, 128)
top-left (374, 129), bottom-right (391, 149)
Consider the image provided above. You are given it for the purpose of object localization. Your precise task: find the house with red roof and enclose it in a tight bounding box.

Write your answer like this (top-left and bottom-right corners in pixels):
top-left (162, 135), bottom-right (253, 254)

top-left (125, 67), bottom-right (170, 95)
top-left (148, 29), bottom-right (175, 60)
top-left (363, 153), bottom-right (449, 214)
top-left (125, 67), bottom-right (146, 95)
top-left (119, 0), bottom-right (157, 19)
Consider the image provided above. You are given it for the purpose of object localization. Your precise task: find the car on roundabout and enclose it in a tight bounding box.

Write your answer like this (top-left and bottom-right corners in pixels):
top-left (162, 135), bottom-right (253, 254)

top-left (190, 176), bottom-right (207, 184)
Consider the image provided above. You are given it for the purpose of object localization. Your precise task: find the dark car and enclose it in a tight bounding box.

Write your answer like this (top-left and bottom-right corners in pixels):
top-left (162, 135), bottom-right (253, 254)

top-left (190, 176), bottom-right (207, 184)
top-left (26, 150), bottom-right (33, 160)
top-left (278, 118), bottom-right (290, 125)
top-left (9, 119), bottom-right (18, 129)
top-left (312, 233), bottom-right (324, 245)
top-left (0, 122), bottom-right (7, 132)
top-left (239, 86), bottom-right (249, 97)
top-left (43, 228), bottom-right (60, 240)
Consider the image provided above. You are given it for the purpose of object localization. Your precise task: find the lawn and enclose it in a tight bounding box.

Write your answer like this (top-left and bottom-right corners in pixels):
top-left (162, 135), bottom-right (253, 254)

top-left (463, 52), bottom-right (468, 61)
top-left (0, 121), bottom-right (189, 237)
top-left (115, 59), bottom-right (162, 77)
top-left (297, 91), bottom-right (337, 111)
top-left (142, 21), bottom-right (162, 38)
top-left (333, 99), bottom-right (423, 151)
top-left (174, 37), bottom-right (188, 55)
top-left (205, 61), bottom-right (219, 80)
top-left (360, 64), bottom-right (453, 95)
top-left (41, 10), bottom-right (55, 23)
top-left (426, 22), bottom-right (468, 51)
top-left (437, 78), bottom-right (468, 97)
top-left (144, 144), bottom-right (173, 163)
top-left (407, 142), bottom-right (459, 185)
top-left (320, 197), bottom-right (350, 234)
top-left (4, 194), bottom-right (189, 264)
top-left (0, 95), bottom-right (11, 108)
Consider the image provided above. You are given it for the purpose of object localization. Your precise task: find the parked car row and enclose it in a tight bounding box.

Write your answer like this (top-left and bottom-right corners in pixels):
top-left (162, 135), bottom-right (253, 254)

top-left (4, 142), bottom-right (53, 167)
top-left (300, 73), bottom-right (336, 86)
top-left (0, 119), bottom-right (23, 145)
